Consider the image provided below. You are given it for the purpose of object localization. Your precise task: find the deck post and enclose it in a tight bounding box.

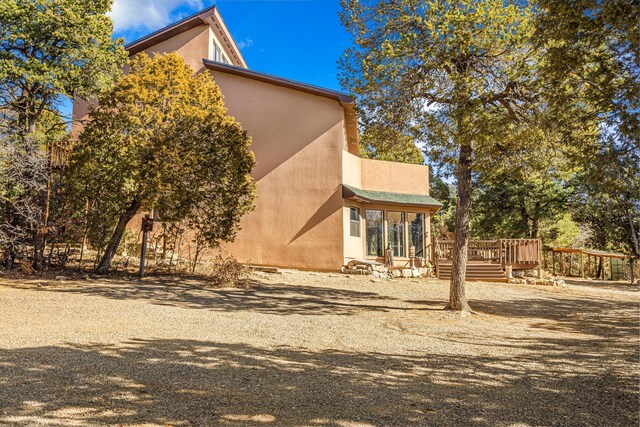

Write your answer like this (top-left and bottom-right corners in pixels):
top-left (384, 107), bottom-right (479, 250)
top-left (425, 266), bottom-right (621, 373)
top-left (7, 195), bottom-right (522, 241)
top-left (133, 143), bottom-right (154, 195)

top-left (610, 258), bottom-right (613, 281)
top-left (580, 252), bottom-right (584, 277)
top-left (537, 239), bottom-right (542, 279)
top-left (552, 250), bottom-right (556, 276)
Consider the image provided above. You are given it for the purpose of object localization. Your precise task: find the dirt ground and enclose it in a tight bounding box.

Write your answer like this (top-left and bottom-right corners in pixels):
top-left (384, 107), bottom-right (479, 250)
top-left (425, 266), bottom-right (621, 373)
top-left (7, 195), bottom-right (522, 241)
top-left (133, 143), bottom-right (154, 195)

top-left (0, 270), bottom-right (638, 427)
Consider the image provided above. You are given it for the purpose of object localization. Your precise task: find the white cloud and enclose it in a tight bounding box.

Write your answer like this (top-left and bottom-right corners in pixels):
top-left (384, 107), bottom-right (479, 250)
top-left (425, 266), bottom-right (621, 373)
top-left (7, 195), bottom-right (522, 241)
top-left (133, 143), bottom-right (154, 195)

top-left (236, 38), bottom-right (254, 50)
top-left (109, 0), bottom-right (206, 33)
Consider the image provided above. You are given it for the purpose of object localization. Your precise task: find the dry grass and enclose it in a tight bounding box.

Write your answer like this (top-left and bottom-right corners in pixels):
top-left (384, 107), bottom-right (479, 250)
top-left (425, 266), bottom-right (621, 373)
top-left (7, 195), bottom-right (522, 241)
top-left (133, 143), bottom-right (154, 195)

top-left (0, 271), bottom-right (638, 426)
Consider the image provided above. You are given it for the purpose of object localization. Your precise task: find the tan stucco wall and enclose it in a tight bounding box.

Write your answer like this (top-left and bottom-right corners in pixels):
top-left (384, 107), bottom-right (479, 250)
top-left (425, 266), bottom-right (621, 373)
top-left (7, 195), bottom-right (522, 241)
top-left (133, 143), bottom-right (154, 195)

top-left (341, 151), bottom-right (362, 188)
top-left (361, 158), bottom-right (430, 195)
top-left (210, 70), bottom-right (346, 270)
top-left (343, 153), bottom-right (430, 195)
top-left (139, 24), bottom-right (211, 73)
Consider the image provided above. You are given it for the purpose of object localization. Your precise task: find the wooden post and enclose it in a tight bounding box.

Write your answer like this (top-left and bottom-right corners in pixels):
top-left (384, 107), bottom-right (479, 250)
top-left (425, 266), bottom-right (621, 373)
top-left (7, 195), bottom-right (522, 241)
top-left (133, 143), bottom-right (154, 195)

top-left (597, 256), bottom-right (603, 279)
top-left (139, 214), bottom-right (153, 277)
top-left (610, 258), bottom-right (614, 281)
top-left (569, 254), bottom-right (573, 276)
top-left (552, 251), bottom-right (556, 276)
top-left (629, 253), bottom-right (634, 285)
top-left (537, 240), bottom-right (542, 279)
top-left (559, 253), bottom-right (564, 276)
top-left (587, 254), bottom-right (591, 278)
top-left (580, 252), bottom-right (584, 278)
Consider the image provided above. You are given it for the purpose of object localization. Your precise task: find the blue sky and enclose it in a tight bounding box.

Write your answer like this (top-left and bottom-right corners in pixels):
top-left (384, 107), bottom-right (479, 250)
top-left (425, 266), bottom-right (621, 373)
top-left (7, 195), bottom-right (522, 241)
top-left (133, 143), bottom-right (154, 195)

top-left (110, 0), bottom-right (351, 91)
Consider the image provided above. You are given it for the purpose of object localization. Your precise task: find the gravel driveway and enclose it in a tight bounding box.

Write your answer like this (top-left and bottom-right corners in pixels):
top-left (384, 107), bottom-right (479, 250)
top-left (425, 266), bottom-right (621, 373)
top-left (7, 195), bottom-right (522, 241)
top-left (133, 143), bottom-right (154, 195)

top-left (0, 271), bottom-right (638, 426)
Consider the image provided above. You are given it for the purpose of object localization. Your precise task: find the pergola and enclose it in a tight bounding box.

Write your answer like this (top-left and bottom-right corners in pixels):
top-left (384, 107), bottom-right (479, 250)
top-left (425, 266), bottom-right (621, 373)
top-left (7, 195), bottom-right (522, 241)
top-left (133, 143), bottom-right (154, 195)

top-left (545, 247), bottom-right (638, 283)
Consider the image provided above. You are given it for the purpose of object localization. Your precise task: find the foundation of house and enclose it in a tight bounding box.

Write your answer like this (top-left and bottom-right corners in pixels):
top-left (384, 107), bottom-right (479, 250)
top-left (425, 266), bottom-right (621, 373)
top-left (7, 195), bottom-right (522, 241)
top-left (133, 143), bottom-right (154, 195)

top-left (342, 259), bottom-right (434, 278)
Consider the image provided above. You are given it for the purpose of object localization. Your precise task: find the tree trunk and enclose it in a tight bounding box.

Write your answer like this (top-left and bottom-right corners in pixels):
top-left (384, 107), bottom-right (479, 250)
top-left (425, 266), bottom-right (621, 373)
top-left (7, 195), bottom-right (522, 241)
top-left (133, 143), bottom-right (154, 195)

top-left (446, 143), bottom-right (473, 313)
top-left (34, 139), bottom-right (54, 273)
top-left (95, 199), bottom-right (141, 274)
top-left (529, 201), bottom-right (540, 238)
top-left (628, 209), bottom-right (639, 257)
top-left (519, 202), bottom-right (530, 237)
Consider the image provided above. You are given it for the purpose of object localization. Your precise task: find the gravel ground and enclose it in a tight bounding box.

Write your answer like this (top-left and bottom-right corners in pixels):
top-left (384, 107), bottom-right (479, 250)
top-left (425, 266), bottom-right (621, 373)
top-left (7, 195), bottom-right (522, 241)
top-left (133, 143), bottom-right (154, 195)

top-left (0, 271), bottom-right (638, 426)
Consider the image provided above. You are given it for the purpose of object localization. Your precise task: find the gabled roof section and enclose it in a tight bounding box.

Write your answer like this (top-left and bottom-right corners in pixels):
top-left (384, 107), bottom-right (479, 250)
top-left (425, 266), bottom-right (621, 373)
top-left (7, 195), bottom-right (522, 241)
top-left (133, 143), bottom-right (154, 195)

top-left (124, 6), bottom-right (247, 68)
top-left (203, 59), bottom-right (356, 105)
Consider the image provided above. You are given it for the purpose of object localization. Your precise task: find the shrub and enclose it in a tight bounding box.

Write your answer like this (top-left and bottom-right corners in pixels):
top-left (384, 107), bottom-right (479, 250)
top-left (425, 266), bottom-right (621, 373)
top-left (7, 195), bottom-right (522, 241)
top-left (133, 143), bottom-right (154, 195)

top-left (208, 254), bottom-right (249, 288)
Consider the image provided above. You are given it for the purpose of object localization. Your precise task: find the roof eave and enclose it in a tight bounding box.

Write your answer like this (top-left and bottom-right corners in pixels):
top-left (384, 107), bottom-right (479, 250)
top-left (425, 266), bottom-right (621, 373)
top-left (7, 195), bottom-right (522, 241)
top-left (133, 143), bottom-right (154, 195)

top-left (203, 59), bottom-right (356, 105)
top-left (125, 6), bottom-right (217, 55)
top-left (342, 185), bottom-right (443, 212)
top-left (211, 7), bottom-right (247, 68)
top-left (124, 6), bottom-right (248, 68)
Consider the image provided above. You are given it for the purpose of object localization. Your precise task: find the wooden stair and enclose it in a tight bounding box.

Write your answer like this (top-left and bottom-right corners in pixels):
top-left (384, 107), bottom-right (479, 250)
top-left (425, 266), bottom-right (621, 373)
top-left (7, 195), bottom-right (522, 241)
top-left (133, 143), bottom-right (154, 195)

top-left (437, 261), bottom-right (508, 283)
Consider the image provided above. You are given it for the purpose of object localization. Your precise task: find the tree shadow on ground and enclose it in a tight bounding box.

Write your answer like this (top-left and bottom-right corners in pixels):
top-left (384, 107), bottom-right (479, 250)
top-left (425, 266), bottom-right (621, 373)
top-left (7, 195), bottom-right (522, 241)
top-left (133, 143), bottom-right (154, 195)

top-left (0, 337), bottom-right (637, 427)
top-left (563, 278), bottom-right (639, 293)
top-left (2, 275), bottom-right (445, 316)
top-left (470, 291), bottom-right (639, 338)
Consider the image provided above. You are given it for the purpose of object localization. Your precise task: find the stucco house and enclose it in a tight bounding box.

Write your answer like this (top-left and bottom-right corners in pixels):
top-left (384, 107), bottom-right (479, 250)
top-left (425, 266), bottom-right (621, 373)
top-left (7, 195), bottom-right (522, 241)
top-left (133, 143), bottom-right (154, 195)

top-left (73, 6), bottom-right (442, 271)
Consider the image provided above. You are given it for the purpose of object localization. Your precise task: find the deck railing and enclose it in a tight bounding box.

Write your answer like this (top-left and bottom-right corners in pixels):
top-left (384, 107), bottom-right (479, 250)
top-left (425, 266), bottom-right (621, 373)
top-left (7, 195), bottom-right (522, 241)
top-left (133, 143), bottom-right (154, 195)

top-left (435, 238), bottom-right (541, 270)
top-left (500, 238), bottom-right (541, 269)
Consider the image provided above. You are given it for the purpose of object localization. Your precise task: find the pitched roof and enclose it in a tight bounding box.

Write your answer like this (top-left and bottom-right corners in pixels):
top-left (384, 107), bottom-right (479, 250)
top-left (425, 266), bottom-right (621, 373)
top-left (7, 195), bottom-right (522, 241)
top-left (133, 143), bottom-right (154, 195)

top-left (203, 60), bottom-right (356, 105)
top-left (125, 6), bottom-right (247, 67)
top-left (342, 185), bottom-right (443, 210)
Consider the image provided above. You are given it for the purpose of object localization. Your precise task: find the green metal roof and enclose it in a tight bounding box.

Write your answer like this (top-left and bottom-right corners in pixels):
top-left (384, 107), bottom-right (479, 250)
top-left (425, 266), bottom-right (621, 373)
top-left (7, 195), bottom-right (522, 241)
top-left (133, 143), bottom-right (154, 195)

top-left (342, 185), bottom-right (443, 210)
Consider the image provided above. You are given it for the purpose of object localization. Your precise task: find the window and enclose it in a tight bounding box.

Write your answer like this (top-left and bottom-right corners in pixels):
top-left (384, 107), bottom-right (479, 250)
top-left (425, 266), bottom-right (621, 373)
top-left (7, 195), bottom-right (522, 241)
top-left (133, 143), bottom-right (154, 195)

top-left (408, 213), bottom-right (425, 257)
top-left (350, 207), bottom-right (360, 237)
top-left (387, 211), bottom-right (405, 257)
top-left (365, 210), bottom-right (383, 256)
top-left (212, 41), bottom-right (222, 62)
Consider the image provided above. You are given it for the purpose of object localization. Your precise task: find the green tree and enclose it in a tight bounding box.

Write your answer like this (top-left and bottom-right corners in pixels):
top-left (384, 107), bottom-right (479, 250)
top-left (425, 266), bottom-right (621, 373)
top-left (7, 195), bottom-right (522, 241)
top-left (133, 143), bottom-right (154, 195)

top-left (570, 143), bottom-right (640, 256)
top-left (340, 0), bottom-right (537, 312)
top-left (67, 53), bottom-right (256, 274)
top-left (534, 0), bottom-right (639, 256)
top-left (471, 108), bottom-right (582, 241)
top-left (0, 0), bottom-right (126, 268)
top-left (0, 0), bottom-right (126, 135)
top-left (429, 171), bottom-right (456, 240)
top-left (360, 124), bottom-right (424, 164)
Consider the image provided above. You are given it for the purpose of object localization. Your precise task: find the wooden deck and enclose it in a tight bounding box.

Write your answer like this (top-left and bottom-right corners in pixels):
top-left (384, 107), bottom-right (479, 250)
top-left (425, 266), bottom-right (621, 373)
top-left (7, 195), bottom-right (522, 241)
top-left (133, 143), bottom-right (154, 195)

top-left (434, 239), bottom-right (542, 282)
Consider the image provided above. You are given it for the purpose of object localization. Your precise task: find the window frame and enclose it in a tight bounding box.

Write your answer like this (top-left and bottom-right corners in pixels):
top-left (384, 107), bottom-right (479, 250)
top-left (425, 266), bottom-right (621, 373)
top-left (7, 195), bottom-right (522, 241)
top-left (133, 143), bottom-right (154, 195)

top-left (407, 212), bottom-right (425, 258)
top-left (364, 209), bottom-right (384, 257)
top-left (349, 207), bottom-right (361, 237)
top-left (387, 210), bottom-right (406, 258)
top-left (362, 207), bottom-right (428, 261)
